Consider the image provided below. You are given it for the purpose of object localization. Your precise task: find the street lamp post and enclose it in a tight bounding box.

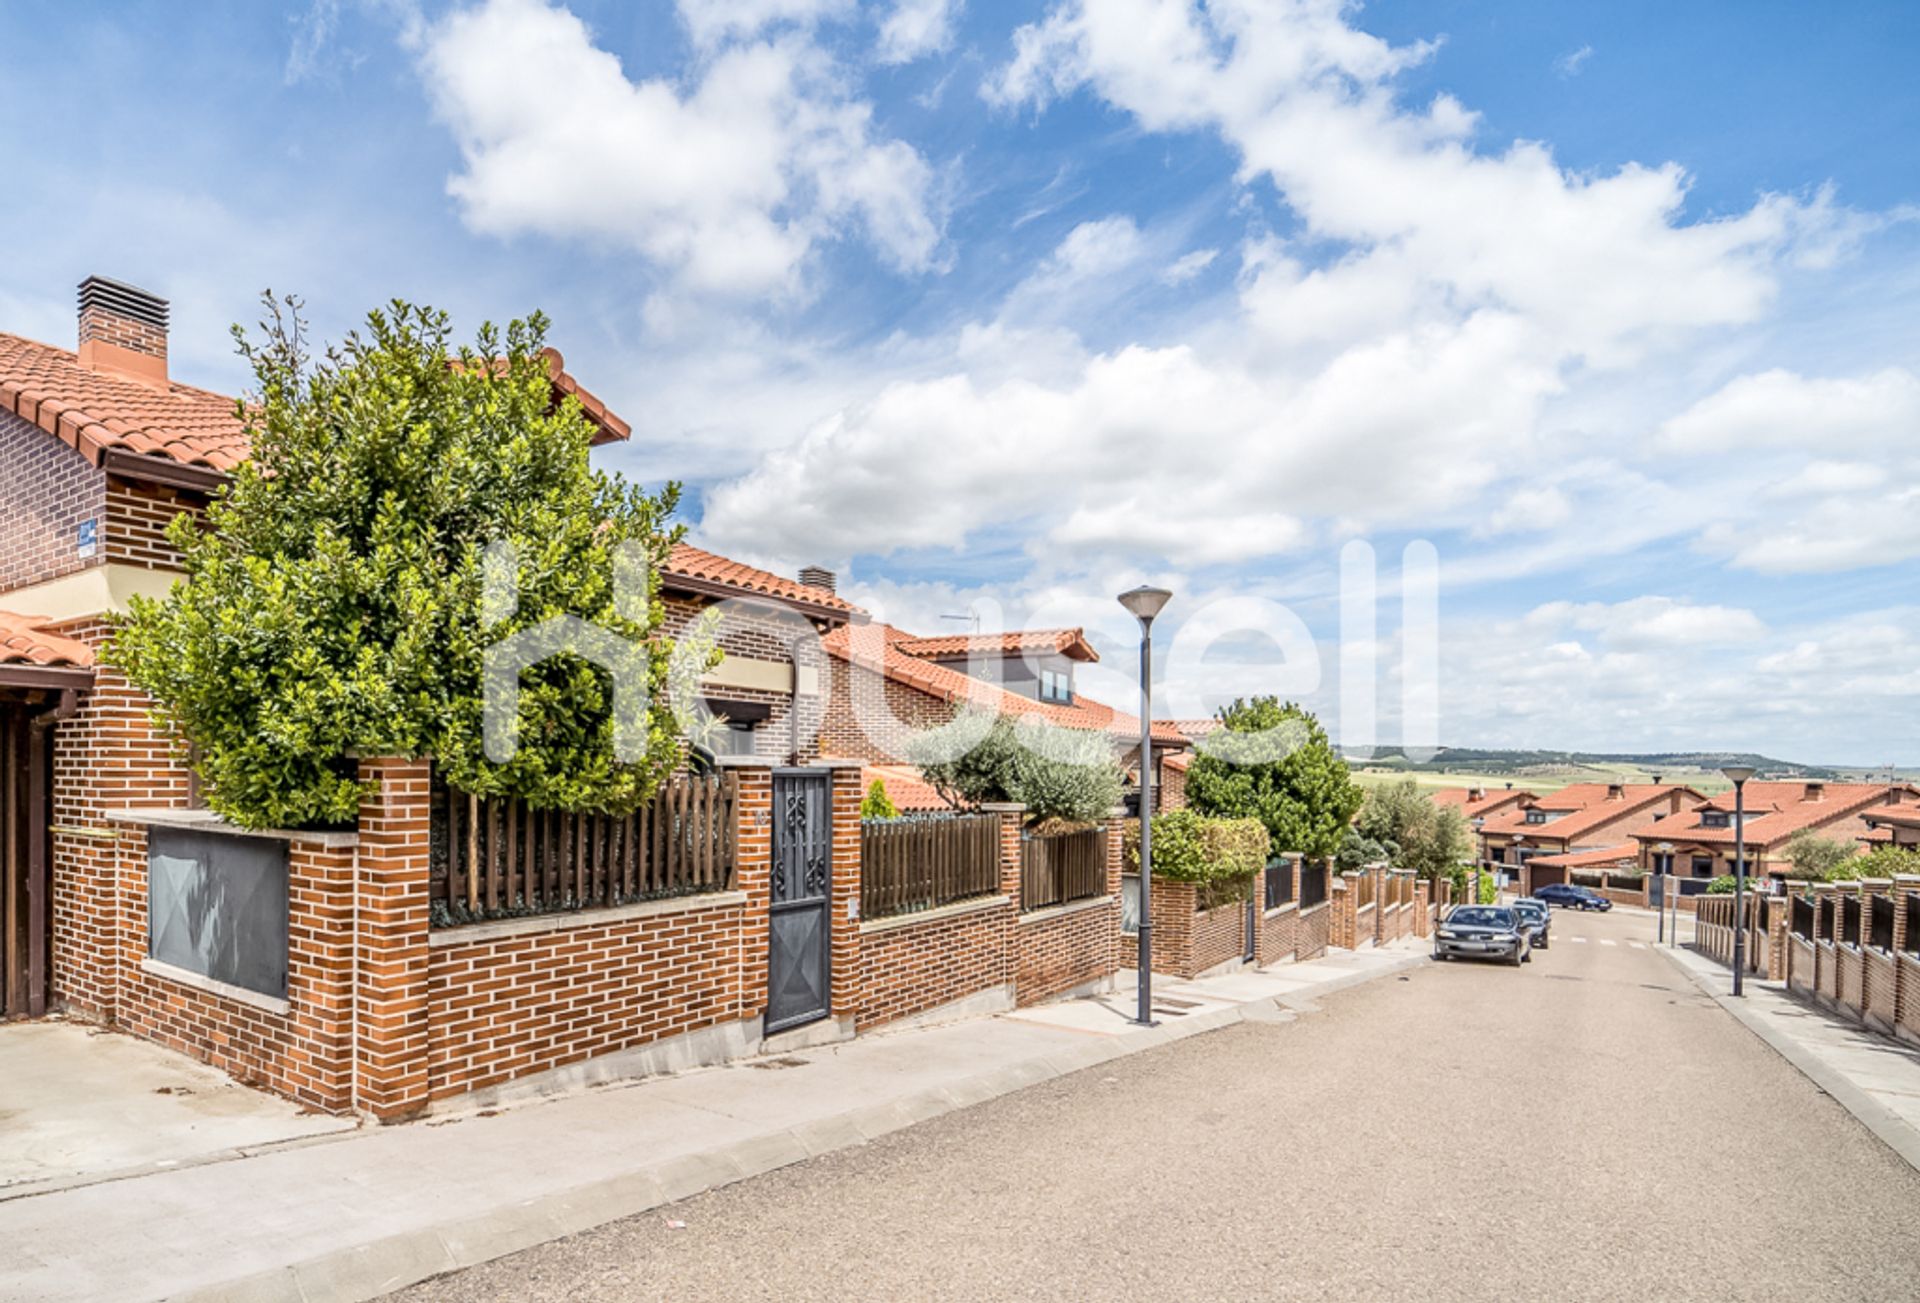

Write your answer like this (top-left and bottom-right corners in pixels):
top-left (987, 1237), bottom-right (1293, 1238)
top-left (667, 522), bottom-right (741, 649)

top-left (1656, 842), bottom-right (1674, 945)
top-left (1119, 585), bottom-right (1173, 1027)
top-left (1722, 766), bottom-right (1756, 996)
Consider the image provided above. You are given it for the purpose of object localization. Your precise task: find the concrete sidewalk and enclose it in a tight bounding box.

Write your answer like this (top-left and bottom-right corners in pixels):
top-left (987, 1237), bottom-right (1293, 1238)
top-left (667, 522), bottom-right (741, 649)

top-left (1660, 942), bottom-right (1920, 1173)
top-left (0, 941), bottom-right (1424, 1303)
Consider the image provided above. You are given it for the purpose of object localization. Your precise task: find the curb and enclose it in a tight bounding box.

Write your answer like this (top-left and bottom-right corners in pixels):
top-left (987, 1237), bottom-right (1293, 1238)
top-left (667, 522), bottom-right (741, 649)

top-left (1656, 944), bottom-right (1920, 1176)
top-left (172, 949), bottom-right (1427, 1303)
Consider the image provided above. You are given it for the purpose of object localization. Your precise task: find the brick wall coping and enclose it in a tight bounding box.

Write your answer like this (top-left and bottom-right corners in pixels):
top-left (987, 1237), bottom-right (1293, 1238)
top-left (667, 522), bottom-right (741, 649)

top-left (427, 889), bottom-right (749, 948)
top-left (1017, 893), bottom-right (1113, 926)
top-left (140, 956), bottom-right (291, 1017)
top-left (1299, 900), bottom-right (1329, 916)
top-left (978, 802), bottom-right (1026, 814)
top-left (104, 806), bottom-right (358, 848)
top-left (1896, 874), bottom-right (1920, 884)
top-left (859, 893), bottom-right (1010, 936)
top-left (1264, 900), bottom-right (1298, 920)
top-left (1860, 877), bottom-right (1893, 889)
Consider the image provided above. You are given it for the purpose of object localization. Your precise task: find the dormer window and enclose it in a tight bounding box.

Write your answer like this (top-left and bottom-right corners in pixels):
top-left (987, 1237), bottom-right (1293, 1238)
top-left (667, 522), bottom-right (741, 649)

top-left (1039, 668), bottom-right (1073, 703)
top-left (1524, 809), bottom-right (1547, 825)
top-left (1701, 811), bottom-right (1731, 829)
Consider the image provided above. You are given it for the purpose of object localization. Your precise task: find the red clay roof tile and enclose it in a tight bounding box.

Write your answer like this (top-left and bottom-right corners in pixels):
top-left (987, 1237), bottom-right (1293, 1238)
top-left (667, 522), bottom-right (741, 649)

top-left (0, 611), bottom-right (95, 670)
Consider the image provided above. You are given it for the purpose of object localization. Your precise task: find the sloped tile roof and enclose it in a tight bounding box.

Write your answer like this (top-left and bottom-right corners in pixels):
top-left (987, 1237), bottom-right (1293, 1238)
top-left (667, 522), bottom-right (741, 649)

top-left (822, 623), bottom-right (1188, 747)
top-left (892, 628), bottom-right (1099, 663)
top-left (1480, 783), bottom-right (1704, 844)
top-left (0, 611), bottom-right (95, 669)
top-left (1529, 842), bottom-right (1641, 869)
top-left (664, 544), bottom-right (857, 616)
top-left (0, 331), bottom-right (250, 471)
top-left (0, 334), bottom-right (629, 476)
top-left (847, 764), bottom-right (955, 812)
top-left (1632, 783), bottom-right (1920, 850)
top-left (1431, 786), bottom-right (1536, 816)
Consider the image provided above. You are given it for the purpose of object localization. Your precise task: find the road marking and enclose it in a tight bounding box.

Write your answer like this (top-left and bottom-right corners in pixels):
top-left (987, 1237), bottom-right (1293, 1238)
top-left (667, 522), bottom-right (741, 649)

top-left (1570, 936), bottom-right (1588, 943)
top-left (1600, 939), bottom-right (1618, 947)
top-left (1630, 941), bottom-right (1647, 950)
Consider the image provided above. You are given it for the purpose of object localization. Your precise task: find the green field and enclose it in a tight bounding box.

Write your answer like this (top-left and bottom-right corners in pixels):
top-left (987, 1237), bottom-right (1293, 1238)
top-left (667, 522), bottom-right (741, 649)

top-left (1349, 763), bottom-right (1736, 797)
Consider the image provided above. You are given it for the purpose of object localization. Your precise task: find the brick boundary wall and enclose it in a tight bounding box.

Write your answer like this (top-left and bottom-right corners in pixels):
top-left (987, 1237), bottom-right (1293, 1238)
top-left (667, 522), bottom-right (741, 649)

top-left (1252, 855), bottom-right (1301, 966)
top-left (859, 896), bottom-right (1013, 1029)
top-left (105, 822), bottom-right (357, 1112)
top-left (1145, 879), bottom-right (1245, 980)
top-left (1296, 900), bottom-right (1330, 960)
top-left (1016, 811), bottom-right (1123, 1005)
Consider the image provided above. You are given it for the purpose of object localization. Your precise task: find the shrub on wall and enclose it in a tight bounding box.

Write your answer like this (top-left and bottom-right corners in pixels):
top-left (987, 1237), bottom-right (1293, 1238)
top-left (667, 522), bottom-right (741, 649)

top-left (914, 712), bottom-right (1124, 825)
top-left (1185, 698), bottom-right (1362, 863)
top-left (1124, 810), bottom-right (1271, 907)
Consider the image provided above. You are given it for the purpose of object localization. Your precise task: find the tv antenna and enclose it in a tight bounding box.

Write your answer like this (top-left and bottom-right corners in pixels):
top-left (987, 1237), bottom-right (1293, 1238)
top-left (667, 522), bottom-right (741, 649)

top-left (940, 612), bottom-right (981, 633)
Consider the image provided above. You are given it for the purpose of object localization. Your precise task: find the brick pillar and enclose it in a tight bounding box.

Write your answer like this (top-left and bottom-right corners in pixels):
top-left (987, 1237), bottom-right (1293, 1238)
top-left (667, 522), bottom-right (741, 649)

top-left (1104, 810), bottom-right (1127, 978)
top-left (983, 802), bottom-right (1027, 905)
top-left (353, 756), bottom-right (432, 1122)
top-left (1894, 875), bottom-right (1918, 1028)
top-left (1767, 895), bottom-right (1789, 981)
top-left (1414, 878), bottom-right (1432, 938)
top-left (827, 762), bottom-right (864, 1022)
top-left (730, 762), bottom-right (773, 1022)
top-left (1333, 874), bottom-right (1354, 950)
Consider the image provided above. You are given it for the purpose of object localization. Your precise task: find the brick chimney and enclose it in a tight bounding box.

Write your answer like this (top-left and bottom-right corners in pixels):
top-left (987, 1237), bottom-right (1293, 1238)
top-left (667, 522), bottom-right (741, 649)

top-left (1803, 781), bottom-right (1825, 802)
top-left (1607, 783), bottom-right (1625, 800)
top-left (797, 565), bottom-right (836, 594)
top-left (77, 275), bottom-right (168, 386)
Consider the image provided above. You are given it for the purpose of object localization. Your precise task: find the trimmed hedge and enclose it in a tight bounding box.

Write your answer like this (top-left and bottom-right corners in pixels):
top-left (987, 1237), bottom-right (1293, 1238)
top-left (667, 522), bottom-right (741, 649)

top-left (1124, 810), bottom-right (1270, 907)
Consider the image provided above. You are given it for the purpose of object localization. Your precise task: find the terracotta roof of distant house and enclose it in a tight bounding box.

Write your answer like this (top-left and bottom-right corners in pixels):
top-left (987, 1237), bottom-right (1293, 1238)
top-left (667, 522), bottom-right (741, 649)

top-left (662, 544), bottom-right (857, 619)
top-left (892, 628), bottom-right (1099, 663)
top-left (0, 611), bottom-right (96, 670)
top-left (1480, 783), bottom-right (1704, 846)
top-left (0, 334), bottom-right (630, 478)
top-left (822, 623), bottom-right (1188, 747)
top-left (1171, 719), bottom-right (1223, 738)
top-left (1431, 786), bottom-right (1536, 817)
top-left (1631, 782), bottom-right (1920, 850)
top-left (1528, 843), bottom-right (1642, 869)
top-left (1863, 807), bottom-right (1920, 831)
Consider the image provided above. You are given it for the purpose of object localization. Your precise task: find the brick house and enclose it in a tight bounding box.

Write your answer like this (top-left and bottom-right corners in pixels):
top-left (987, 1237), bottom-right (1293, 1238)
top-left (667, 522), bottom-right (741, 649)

top-left (816, 622), bottom-right (1191, 812)
top-left (0, 275), bottom-right (852, 1035)
top-left (1860, 806), bottom-right (1920, 850)
top-left (1477, 782), bottom-right (1704, 880)
top-left (1631, 781), bottom-right (1920, 884)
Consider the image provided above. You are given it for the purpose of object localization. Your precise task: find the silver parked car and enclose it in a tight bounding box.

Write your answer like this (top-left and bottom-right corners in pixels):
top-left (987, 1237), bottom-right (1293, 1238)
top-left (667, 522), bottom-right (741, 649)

top-left (1510, 897), bottom-right (1551, 951)
top-left (1433, 905), bottom-right (1532, 966)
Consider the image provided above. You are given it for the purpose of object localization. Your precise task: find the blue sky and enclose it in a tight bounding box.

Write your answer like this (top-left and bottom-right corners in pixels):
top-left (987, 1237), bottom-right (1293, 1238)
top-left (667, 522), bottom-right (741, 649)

top-left (2, 1), bottom-right (1916, 763)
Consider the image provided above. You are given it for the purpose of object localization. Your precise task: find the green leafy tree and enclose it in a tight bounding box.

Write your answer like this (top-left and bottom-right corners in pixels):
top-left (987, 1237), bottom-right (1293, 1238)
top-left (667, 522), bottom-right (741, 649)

top-left (1185, 698), bottom-right (1363, 862)
top-left (1852, 846), bottom-right (1920, 878)
top-left (1354, 778), bottom-right (1473, 878)
top-left (112, 297), bottom-right (687, 829)
top-left (1333, 829), bottom-right (1392, 874)
top-left (913, 712), bottom-right (1124, 824)
top-left (861, 778), bottom-right (901, 820)
top-left (1783, 830), bottom-right (1861, 881)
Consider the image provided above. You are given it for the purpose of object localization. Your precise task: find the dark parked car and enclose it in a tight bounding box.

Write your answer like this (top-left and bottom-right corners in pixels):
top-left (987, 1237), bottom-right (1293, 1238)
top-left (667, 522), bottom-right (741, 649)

top-left (1534, 883), bottom-right (1612, 912)
top-left (1433, 905), bottom-right (1532, 965)
top-left (1511, 897), bottom-right (1551, 950)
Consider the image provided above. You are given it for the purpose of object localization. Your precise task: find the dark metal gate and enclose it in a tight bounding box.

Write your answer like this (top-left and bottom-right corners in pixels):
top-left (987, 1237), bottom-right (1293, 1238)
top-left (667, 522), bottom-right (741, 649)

top-left (1244, 893), bottom-right (1257, 964)
top-left (766, 770), bottom-right (832, 1035)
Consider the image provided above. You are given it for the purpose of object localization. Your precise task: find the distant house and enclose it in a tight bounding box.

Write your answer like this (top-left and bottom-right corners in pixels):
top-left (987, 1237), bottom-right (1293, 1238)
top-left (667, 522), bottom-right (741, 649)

top-left (1632, 781), bottom-right (1920, 882)
top-left (818, 624), bottom-right (1190, 813)
top-left (1478, 782), bottom-right (1704, 870)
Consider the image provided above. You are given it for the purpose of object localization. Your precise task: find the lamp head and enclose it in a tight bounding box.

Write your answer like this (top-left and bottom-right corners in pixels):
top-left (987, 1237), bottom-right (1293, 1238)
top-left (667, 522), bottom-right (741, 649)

top-left (1117, 585), bottom-right (1174, 627)
top-left (1721, 765), bottom-right (1756, 786)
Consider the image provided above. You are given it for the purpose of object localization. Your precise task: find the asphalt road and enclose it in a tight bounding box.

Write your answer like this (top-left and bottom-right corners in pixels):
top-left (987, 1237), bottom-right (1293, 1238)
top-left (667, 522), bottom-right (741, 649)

top-left (400, 908), bottom-right (1920, 1302)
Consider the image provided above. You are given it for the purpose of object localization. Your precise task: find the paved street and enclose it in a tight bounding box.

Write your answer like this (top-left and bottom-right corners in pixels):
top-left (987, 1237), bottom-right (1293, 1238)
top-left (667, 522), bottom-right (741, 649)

top-left (402, 908), bottom-right (1920, 1302)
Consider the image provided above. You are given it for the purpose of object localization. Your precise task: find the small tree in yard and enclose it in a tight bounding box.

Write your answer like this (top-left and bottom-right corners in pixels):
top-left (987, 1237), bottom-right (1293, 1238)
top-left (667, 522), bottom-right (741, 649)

top-left (913, 712), bottom-right (1124, 825)
top-left (1185, 698), bottom-right (1363, 863)
top-left (1783, 830), bottom-right (1861, 881)
top-left (861, 778), bottom-right (901, 820)
top-left (112, 298), bottom-right (689, 829)
top-left (1354, 778), bottom-right (1473, 879)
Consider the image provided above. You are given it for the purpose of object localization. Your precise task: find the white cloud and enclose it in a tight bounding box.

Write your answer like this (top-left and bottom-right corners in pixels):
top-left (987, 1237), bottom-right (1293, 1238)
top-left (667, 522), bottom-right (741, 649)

top-left (1527, 596), bottom-right (1767, 649)
top-left (1554, 45), bottom-right (1593, 79)
top-left (1660, 366), bottom-right (1920, 453)
top-left (418, 0), bottom-right (941, 299)
top-left (676, 0), bottom-right (851, 48)
top-left (1160, 247), bottom-right (1217, 284)
top-left (876, 0), bottom-right (961, 65)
